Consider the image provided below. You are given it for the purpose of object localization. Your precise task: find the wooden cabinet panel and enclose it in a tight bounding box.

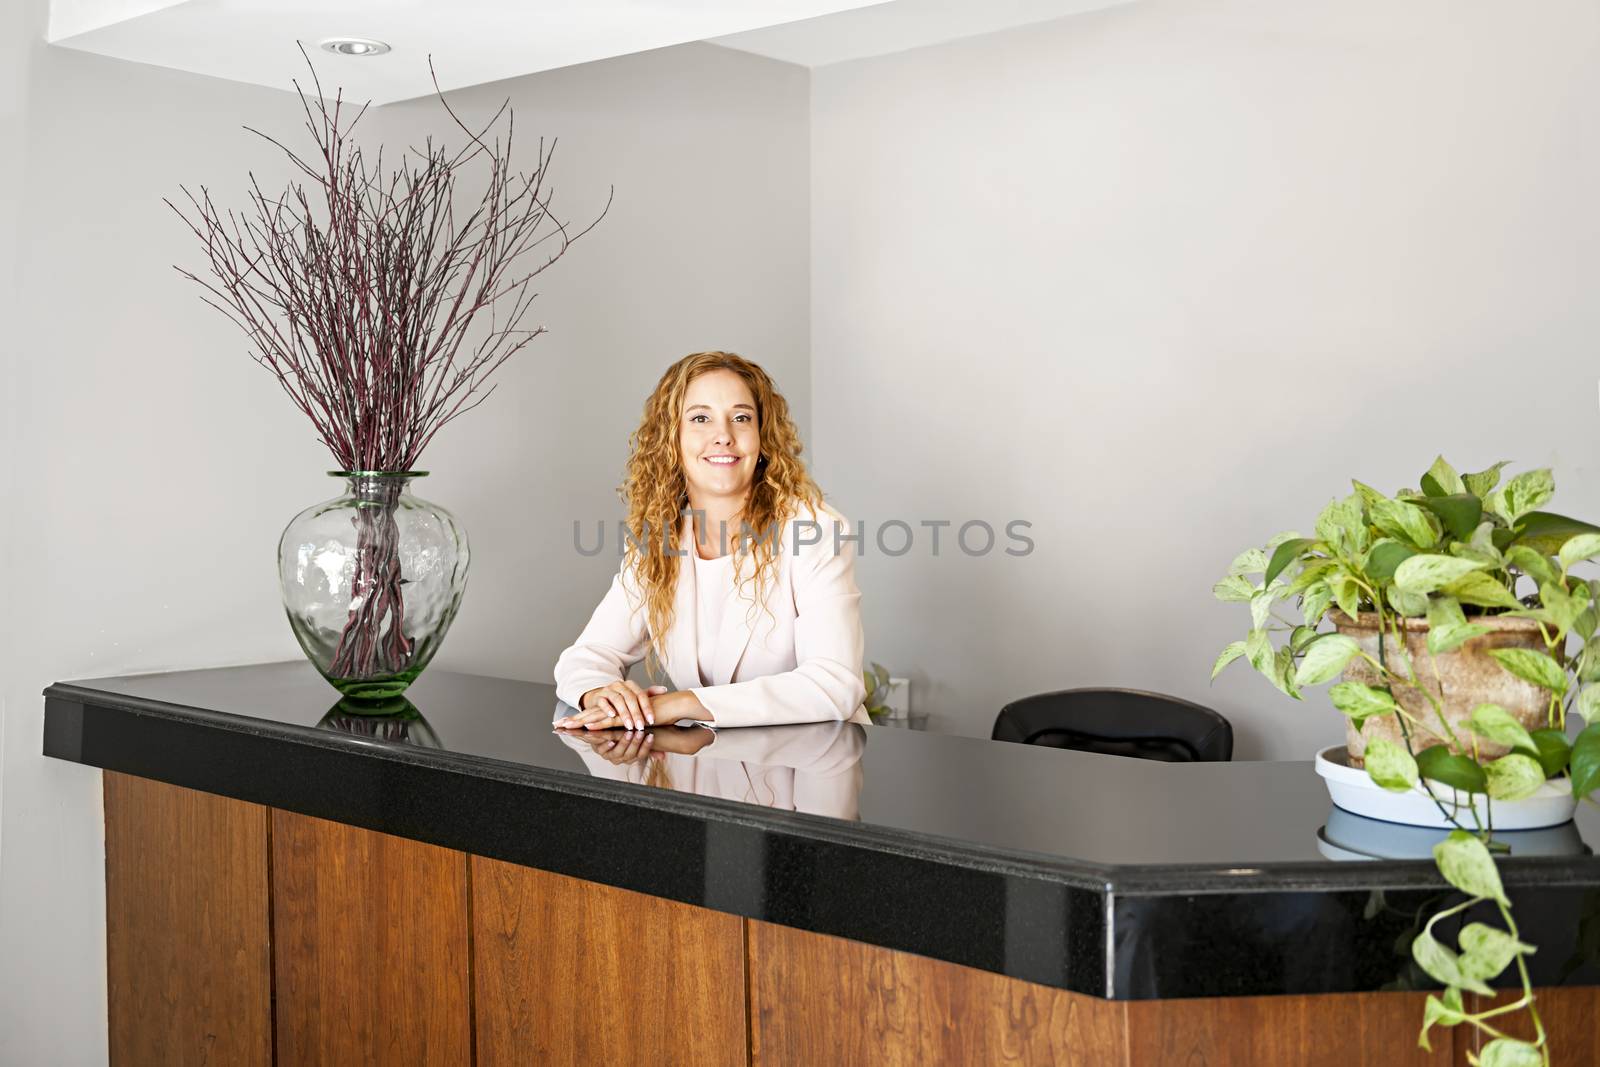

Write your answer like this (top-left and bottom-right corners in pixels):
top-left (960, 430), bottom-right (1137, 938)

top-left (471, 858), bottom-right (746, 1067)
top-left (747, 919), bottom-right (1125, 1066)
top-left (270, 810), bottom-right (471, 1066)
top-left (102, 772), bottom-right (1594, 1067)
top-left (103, 771), bottom-right (272, 1067)
top-left (1454, 988), bottom-right (1600, 1066)
top-left (1124, 990), bottom-right (1454, 1067)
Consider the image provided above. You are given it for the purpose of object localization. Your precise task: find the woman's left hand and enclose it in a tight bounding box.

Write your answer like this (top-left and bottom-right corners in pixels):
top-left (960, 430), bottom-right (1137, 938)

top-left (555, 689), bottom-right (711, 731)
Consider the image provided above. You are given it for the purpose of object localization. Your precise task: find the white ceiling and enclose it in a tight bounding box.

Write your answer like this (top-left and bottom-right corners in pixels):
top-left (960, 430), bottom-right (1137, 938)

top-left (46, 0), bottom-right (891, 105)
top-left (712, 0), bottom-right (1130, 68)
top-left (48, 0), bottom-right (1132, 106)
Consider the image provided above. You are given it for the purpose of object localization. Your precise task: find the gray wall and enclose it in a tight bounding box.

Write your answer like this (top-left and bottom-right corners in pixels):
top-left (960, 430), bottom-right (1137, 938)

top-left (0, 26), bottom-right (807, 1060)
top-left (808, 0), bottom-right (1600, 758)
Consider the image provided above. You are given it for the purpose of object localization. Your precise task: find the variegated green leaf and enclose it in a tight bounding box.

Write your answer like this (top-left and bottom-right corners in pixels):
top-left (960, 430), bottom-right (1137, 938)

top-left (1301, 582), bottom-right (1334, 628)
top-left (1577, 685), bottom-right (1600, 724)
top-left (1364, 539), bottom-right (1417, 582)
top-left (1394, 554), bottom-right (1486, 595)
top-left (1462, 460), bottom-right (1509, 501)
top-left (1494, 468), bottom-right (1555, 523)
top-left (1295, 634), bottom-right (1361, 686)
top-left (1332, 573), bottom-right (1364, 620)
top-left (1229, 548), bottom-right (1267, 575)
top-left (1426, 597), bottom-right (1490, 654)
top-left (1211, 641), bottom-right (1247, 682)
top-left (1488, 648), bottom-right (1568, 694)
top-left (1422, 456), bottom-right (1466, 497)
top-left (1458, 923), bottom-right (1536, 984)
top-left (1328, 682), bottom-right (1396, 729)
top-left (1418, 987), bottom-right (1466, 1052)
top-left (1371, 498), bottom-right (1439, 549)
top-left (1478, 1038), bottom-right (1544, 1067)
top-left (1365, 737), bottom-right (1419, 792)
top-left (1466, 703), bottom-right (1535, 754)
top-left (1213, 575), bottom-right (1255, 603)
top-left (1560, 532), bottom-right (1600, 570)
top-left (1412, 926), bottom-right (1494, 997)
top-left (1433, 829), bottom-right (1507, 904)
top-left (1505, 544), bottom-right (1559, 587)
top-left (1386, 584), bottom-right (1430, 617)
top-left (1484, 753), bottom-right (1545, 801)
top-left (1441, 571), bottom-right (1522, 610)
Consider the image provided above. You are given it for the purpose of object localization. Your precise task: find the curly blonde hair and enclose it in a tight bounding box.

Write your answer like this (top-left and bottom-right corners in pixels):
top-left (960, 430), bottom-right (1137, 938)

top-left (620, 351), bottom-right (823, 677)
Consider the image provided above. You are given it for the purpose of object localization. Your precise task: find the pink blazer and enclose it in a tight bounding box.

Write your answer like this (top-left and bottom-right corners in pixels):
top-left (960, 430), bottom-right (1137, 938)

top-left (554, 504), bottom-right (868, 728)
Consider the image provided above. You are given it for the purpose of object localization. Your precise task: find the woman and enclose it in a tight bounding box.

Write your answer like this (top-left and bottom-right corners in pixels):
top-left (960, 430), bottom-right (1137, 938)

top-left (553, 351), bottom-right (867, 730)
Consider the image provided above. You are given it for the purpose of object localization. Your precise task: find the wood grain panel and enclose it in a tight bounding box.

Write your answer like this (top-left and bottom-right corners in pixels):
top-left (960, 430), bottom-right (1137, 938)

top-left (471, 858), bottom-right (746, 1067)
top-left (1125, 990), bottom-right (1455, 1066)
top-left (748, 919), bottom-right (1125, 1066)
top-left (103, 771), bottom-right (272, 1067)
top-left (271, 810), bottom-right (471, 1066)
top-left (1454, 987), bottom-right (1600, 1066)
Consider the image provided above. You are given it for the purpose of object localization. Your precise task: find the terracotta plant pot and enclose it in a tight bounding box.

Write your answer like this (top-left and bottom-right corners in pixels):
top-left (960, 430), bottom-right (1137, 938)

top-left (1332, 611), bottom-right (1550, 764)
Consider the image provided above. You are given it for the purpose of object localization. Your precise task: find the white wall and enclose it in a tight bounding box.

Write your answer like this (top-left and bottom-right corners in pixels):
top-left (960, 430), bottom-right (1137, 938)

top-left (1, 25), bottom-right (315, 1063)
top-left (0, 26), bottom-right (807, 1061)
top-left (0, 0), bottom-right (32, 914)
top-left (808, 0), bottom-right (1600, 758)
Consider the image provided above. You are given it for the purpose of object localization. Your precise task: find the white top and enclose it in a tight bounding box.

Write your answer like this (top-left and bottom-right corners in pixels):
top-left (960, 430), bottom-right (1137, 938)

top-left (693, 551), bottom-right (735, 686)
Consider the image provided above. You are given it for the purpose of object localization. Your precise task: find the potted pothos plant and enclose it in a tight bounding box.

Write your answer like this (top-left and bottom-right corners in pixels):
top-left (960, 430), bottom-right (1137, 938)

top-left (1215, 456), bottom-right (1600, 1066)
top-left (864, 661), bottom-right (895, 722)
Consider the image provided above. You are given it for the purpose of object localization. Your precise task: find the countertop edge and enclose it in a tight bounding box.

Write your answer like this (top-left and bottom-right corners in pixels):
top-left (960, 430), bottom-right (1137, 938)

top-left (44, 680), bottom-right (1600, 896)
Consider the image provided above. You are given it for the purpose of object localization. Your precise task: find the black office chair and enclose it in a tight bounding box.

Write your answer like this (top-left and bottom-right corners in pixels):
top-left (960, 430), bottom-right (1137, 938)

top-left (991, 688), bottom-right (1233, 763)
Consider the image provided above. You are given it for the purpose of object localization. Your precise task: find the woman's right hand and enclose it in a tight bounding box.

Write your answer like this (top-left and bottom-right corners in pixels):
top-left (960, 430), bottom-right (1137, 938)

top-left (565, 680), bottom-right (667, 730)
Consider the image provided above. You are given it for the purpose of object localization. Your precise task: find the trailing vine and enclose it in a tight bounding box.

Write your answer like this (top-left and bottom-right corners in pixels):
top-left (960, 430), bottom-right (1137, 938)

top-left (1216, 457), bottom-right (1600, 1066)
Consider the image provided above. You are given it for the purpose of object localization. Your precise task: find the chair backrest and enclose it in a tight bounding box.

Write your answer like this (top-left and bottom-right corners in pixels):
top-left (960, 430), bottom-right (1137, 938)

top-left (991, 688), bottom-right (1233, 762)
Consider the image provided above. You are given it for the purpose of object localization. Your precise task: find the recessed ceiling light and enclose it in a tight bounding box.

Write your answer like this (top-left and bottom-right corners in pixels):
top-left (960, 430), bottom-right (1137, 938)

top-left (320, 38), bottom-right (391, 57)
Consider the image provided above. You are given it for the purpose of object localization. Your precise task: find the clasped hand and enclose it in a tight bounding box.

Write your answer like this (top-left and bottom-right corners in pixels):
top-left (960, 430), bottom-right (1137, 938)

top-left (555, 679), bottom-right (705, 731)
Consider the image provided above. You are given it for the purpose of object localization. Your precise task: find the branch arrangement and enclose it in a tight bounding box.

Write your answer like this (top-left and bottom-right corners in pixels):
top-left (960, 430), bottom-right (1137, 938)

top-left (167, 48), bottom-right (611, 471)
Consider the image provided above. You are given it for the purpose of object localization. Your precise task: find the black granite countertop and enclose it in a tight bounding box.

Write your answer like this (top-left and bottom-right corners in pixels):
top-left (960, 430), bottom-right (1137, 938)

top-left (42, 662), bottom-right (1600, 999)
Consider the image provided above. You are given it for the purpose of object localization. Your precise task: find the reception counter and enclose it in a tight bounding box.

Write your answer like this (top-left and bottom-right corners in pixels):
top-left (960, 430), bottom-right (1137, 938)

top-left (42, 662), bottom-right (1600, 1065)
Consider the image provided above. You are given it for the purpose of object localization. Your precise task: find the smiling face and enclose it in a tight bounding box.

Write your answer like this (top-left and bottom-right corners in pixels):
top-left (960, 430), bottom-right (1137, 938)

top-left (679, 368), bottom-right (761, 513)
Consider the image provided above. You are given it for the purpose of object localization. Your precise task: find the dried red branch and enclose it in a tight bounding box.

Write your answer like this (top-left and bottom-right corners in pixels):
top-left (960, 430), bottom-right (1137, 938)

top-left (166, 45), bottom-right (612, 471)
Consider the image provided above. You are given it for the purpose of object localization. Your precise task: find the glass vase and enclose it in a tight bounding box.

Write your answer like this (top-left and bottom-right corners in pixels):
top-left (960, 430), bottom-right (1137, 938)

top-left (278, 471), bottom-right (469, 700)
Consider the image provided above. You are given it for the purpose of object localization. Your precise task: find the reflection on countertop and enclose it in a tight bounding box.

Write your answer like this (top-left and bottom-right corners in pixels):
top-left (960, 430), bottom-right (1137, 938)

top-left (1318, 805), bottom-right (1590, 862)
top-left (317, 696), bottom-right (444, 749)
top-left (554, 711), bottom-right (865, 820)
